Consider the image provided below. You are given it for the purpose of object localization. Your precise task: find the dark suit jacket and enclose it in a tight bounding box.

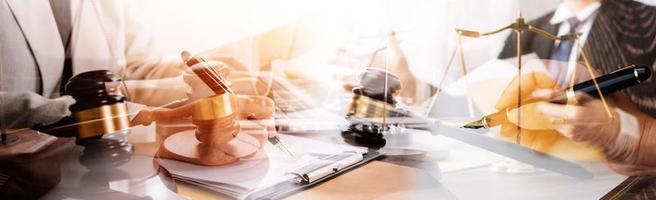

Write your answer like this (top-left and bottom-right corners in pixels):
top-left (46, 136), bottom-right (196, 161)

top-left (499, 0), bottom-right (656, 116)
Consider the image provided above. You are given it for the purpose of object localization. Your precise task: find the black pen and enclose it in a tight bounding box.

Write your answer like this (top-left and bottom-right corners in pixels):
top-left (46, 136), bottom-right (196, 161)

top-left (462, 65), bottom-right (652, 129)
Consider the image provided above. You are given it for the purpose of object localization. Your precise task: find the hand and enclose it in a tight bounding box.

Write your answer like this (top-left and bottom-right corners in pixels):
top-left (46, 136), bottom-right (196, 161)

top-left (495, 71), bottom-right (611, 160)
top-left (228, 71), bottom-right (272, 96)
top-left (531, 89), bottom-right (620, 148)
top-left (235, 95), bottom-right (277, 143)
top-left (494, 71), bottom-right (563, 152)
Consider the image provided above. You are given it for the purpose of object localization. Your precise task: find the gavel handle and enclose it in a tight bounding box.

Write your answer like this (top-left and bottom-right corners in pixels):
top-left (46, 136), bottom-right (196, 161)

top-left (32, 116), bottom-right (78, 138)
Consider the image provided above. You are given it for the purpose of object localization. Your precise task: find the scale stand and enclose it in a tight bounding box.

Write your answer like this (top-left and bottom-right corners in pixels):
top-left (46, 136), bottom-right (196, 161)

top-left (428, 11), bottom-right (611, 174)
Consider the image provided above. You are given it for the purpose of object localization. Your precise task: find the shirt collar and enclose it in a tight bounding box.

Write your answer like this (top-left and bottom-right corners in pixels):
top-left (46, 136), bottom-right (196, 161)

top-left (549, 2), bottom-right (601, 25)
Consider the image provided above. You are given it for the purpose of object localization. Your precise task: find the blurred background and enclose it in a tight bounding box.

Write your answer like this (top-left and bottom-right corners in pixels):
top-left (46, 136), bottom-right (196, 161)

top-left (130, 0), bottom-right (599, 85)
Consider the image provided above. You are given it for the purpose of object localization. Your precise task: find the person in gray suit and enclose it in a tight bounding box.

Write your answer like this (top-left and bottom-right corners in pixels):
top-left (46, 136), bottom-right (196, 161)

top-left (1, 0), bottom-right (308, 130)
top-left (0, 0), bottom-right (233, 129)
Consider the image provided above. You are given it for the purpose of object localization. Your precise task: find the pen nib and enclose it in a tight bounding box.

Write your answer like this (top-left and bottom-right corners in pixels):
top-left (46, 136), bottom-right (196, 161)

top-left (461, 120), bottom-right (485, 129)
top-left (268, 136), bottom-right (296, 159)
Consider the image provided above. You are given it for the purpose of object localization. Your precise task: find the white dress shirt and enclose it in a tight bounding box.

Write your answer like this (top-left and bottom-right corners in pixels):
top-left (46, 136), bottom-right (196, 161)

top-left (549, 2), bottom-right (601, 82)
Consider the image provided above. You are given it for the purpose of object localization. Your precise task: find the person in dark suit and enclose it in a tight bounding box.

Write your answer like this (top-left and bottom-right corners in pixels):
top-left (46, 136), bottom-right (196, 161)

top-left (496, 0), bottom-right (656, 175)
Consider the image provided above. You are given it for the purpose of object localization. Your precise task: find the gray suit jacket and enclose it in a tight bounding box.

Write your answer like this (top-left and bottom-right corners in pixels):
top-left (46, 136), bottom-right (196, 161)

top-left (0, 0), bottom-right (184, 128)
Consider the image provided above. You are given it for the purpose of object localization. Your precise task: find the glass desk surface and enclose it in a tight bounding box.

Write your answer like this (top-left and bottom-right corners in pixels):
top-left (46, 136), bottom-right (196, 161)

top-left (40, 120), bottom-right (626, 200)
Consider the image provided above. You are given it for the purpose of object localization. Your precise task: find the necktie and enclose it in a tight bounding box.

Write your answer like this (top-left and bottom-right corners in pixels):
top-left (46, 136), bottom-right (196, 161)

top-left (550, 17), bottom-right (582, 61)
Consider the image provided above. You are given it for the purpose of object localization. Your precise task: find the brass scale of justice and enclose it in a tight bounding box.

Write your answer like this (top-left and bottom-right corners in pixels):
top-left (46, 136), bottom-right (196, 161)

top-left (345, 12), bottom-right (613, 147)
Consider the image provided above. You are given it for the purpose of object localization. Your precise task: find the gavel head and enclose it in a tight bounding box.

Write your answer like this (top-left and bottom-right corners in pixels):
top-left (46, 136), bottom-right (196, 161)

top-left (62, 70), bottom-right (133, 170)
top-left (191, 93), bottom-right (240, 146)
top-left (181, 65), bottom-right (242, 145)
top-left (347, 68), bottom-right (402, 119)
top-left (64, 70), bottom-right (130, 140)
top-left (343, 68), bottom-right (405, 148)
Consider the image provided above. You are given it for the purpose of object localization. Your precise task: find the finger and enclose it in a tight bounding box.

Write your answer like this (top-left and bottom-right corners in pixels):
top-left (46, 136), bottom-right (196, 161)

top-left (519, 128), bottom-right (538, 148)
top-left (551, 123), bottom-right (606, 144)
top-left (507, 102), bottom-right (556, 130)
top-left (570, 91), bottom-right (595, 103)
top-left (498, 123), bottom-right (540, 149)
top-left (536, 103), bottom-right (607, 125)
top-left (499, 123), bottom-right (559, 152)
top-left (204, 61), bottom-right (231, 77)
top-left (536, 103), bottom-right (579, 124)
top-left (531, 89), bottom-right (561, 100)
top-left (231, 77), bottom-right (270, 96)
top-left (130, 109), bottom-right (154, 126)
top-left (236, 95), bottom-right (274, 119)
top-left (530, 88), bottom-right (577, 105)
top-left (551, 124), bottom-right (580, 141)
top-left (495, 72), bottom-right (558, 110)
top-left (499, 123), bottom-right (519, 138)
top-left (527, 130), bottom-right (560, 152)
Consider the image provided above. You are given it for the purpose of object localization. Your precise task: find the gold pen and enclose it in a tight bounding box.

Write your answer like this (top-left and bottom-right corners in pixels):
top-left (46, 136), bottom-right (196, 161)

top-left (463, 65), bottom-right (652, 129)
top-left (268, 136), bottom-right (296, 158)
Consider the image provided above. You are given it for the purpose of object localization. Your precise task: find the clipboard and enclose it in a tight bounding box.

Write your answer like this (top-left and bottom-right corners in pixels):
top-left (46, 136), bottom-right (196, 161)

top-left (244, 151), bottom-right (384, 200)
top-left (158, 140), bottom-right (385, 200)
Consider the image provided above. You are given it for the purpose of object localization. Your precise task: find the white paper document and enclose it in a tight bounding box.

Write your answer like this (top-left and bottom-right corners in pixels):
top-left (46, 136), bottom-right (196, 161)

top-left (157, 134), bottom-right (366, 199)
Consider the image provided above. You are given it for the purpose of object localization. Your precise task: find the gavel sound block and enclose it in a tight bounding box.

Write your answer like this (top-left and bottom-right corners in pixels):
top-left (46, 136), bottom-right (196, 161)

top-left (133, 51), bottom-right (276, 166)
top-left (342, 68), bottom-right (411, 148)
top-left (141, 93), bottom-right (275, 166)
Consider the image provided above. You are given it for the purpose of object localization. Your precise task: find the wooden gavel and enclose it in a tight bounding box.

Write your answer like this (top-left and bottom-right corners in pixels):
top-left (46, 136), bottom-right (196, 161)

top-left (132, 52), bottom-right (276, 165)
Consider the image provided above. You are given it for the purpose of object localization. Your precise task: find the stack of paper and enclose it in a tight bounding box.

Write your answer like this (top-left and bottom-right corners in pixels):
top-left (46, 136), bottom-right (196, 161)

top-left (157, 134), bottom-right (366, 199)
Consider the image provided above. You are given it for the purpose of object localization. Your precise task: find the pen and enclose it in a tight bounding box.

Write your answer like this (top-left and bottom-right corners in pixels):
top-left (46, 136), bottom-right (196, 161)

top-left (181, 51), bottom-right (232, 94)
top-left (462, 65), bottom-right (652, 129)
top-left (181, 51), bottom-right (296, 158)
